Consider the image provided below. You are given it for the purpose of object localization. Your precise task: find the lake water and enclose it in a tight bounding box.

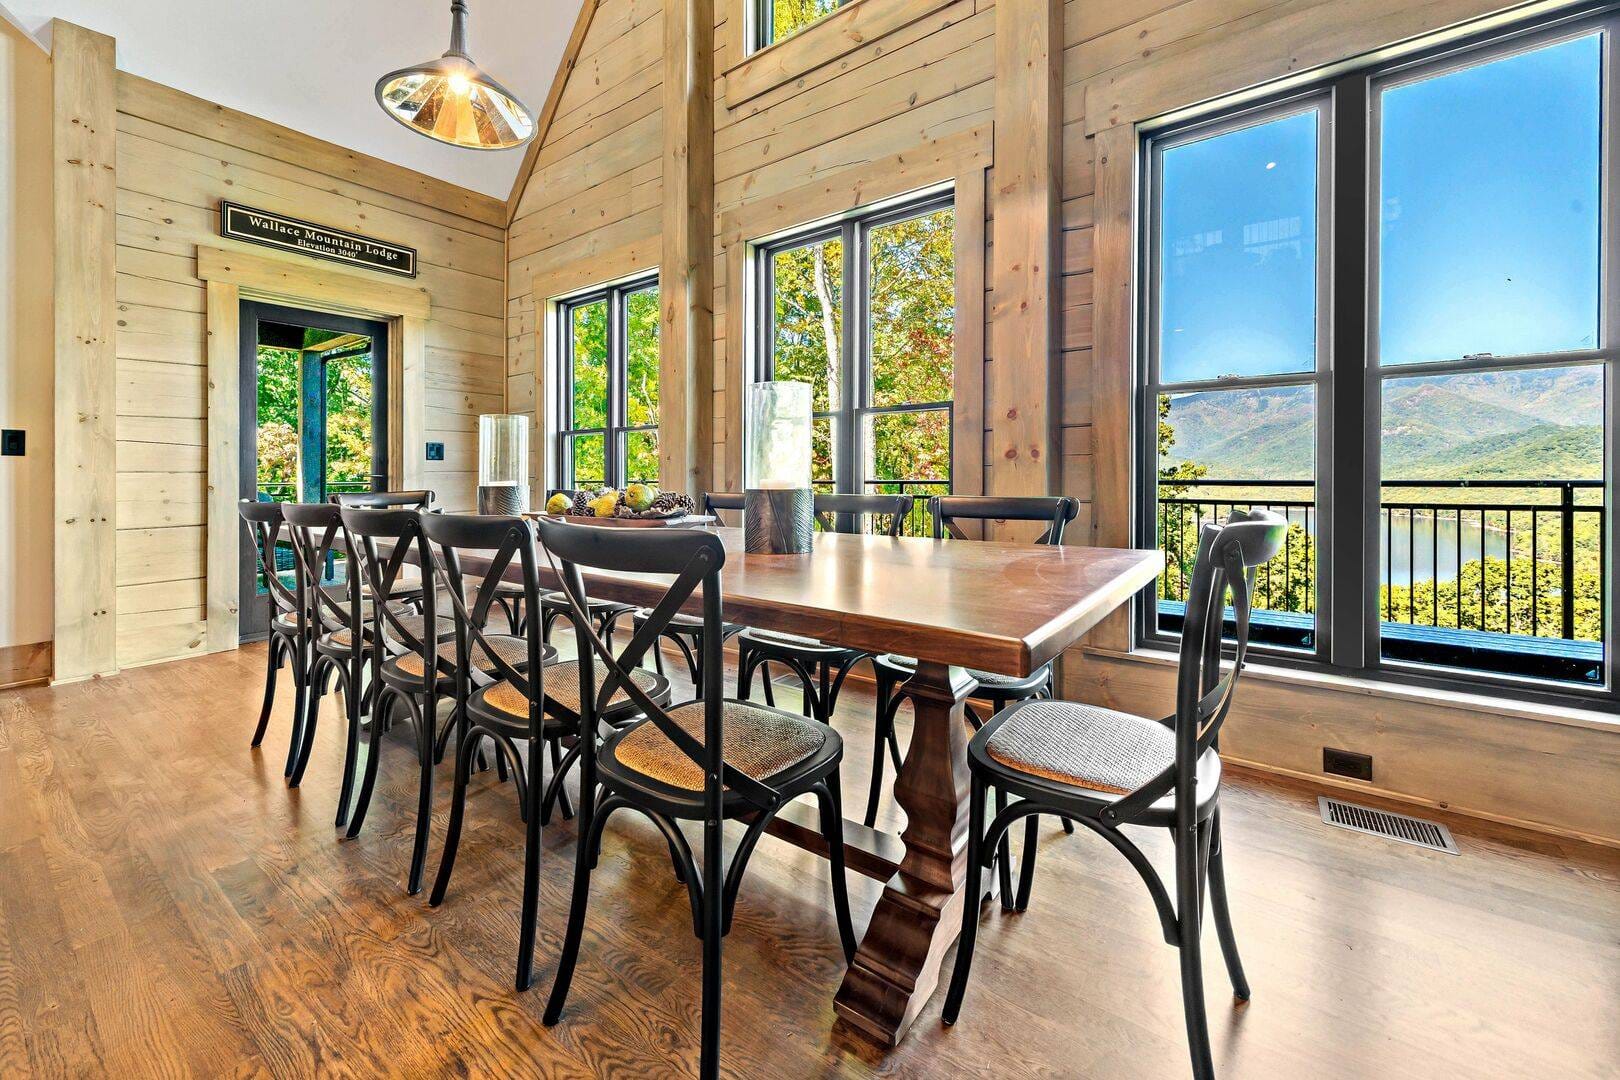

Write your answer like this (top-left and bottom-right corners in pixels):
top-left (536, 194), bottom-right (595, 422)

top-left (1379, 511), bottom-right (1509, 586)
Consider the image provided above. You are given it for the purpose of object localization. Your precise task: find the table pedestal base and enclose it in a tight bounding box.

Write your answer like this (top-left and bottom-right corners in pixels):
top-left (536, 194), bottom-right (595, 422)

top-left (833, 661), bottom-right (976, 1045)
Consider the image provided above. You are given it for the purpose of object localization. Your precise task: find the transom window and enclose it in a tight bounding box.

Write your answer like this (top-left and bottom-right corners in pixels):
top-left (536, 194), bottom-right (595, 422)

top-left (755, 0), bottom-right (848, 50)
top-left (755, 193), bottom-right (955, 534)
top-left (556, 276), bottom-right (660, 491)
top-left (1140, 11), bottom-right (1615, 700)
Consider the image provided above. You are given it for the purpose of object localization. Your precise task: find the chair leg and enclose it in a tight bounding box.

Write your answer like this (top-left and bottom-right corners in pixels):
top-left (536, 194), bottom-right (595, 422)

top-left (864, 674), bottom-right (901, 828)
top-left (942, 776), bottom-right (987, 1025)
top-left (284, 643), bottom-right (309, 778)
top-left (429, 728), bottom-right (481, 906)
top-left (1207, 809), bottom-right (1250, 1000)
top-left (1176, 820), bottom-right (1216, 1080)
top-left (407, 690), bottom-right (435, 896)
top-left (735, 647), bottom-right (755, 701)
top-left (252, 636), bottom-right (280, 747)
top-left (288, 656), bottom-right (334, 788)
top-left (993, 787), bottom-right (1014, 910)
top-left (545, 792), bottom-right (616, 1025)
top-left (334, 658), bottom-right (366, 829)
top-left (1014, 813), bottom-right (1040, 912)
top-left (515, 735), bottom-right (544, 990)
top-left (699, 812), bottom-right (724, 1080)
top-left (816, 773), bottom-right (857, 962)
top-left (345, 689), bottom-right (393, 839)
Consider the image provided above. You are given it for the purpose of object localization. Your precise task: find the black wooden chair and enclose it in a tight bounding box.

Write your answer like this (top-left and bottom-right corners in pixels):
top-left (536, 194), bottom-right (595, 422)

top-left (535, 518), bottom-right (855, 1080)
top-left (734, 492), bottom-right (912, 722)
top-left (240, 500), bottom-right (309, 778)
top-left (341, 506), bottom-right (544, 893)
top-left (865, 495), bottom-right (1080, 829)
top-left (281, 502), bottom-right (379, 804)
top-left (942, 510), bottom-right (1285, 1080)
top-left (422, 513), bottom-right (669, 989)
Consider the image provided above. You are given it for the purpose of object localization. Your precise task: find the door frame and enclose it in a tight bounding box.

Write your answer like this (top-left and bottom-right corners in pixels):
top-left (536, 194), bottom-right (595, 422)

top-left (199, 243), bottom-right (432, 653)
top-left (237, 301), bottom-right (391, 639)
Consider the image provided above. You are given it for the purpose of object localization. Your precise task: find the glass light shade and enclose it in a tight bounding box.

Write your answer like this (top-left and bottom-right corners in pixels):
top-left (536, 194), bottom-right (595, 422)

top-left (375, 2), bottom-right (535, 151)
top-left (745, 381), bottom-right (812, 490)
top-left (478, 414), bottom-right (529, 488)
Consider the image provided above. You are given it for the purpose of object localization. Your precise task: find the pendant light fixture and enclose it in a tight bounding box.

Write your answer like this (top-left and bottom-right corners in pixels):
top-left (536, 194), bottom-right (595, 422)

top-left (375, 1), bottom-right (535, 150)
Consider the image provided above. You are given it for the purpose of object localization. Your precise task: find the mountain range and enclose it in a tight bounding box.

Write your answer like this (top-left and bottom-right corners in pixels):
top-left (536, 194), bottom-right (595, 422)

top-left (1164, 366), bottom-right (1604, 481)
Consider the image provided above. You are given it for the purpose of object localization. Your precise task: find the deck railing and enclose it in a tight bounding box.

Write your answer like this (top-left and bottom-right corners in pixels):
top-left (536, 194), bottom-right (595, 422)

top-left (1157, 477), bottom-right (1605, 651)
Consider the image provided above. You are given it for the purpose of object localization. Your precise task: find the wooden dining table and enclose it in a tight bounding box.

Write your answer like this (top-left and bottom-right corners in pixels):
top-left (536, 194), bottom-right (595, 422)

top-left (386, 523), bottom-right (1161, 1046)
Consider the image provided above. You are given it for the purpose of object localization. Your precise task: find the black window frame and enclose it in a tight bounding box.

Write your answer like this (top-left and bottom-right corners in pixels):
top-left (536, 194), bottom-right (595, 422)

top-left (752, 191), bottom-right (957, 523)
top-left (555, 274), bottom-right (660, 491)
top-left (753, 0), bottom-right (850, 52)
top-left (1135, 4), bottom-right (1620, 709)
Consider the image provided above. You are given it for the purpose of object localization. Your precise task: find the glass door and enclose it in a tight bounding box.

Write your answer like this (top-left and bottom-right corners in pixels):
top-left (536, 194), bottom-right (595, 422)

top-left (237, 301), bottom-right (390, 638)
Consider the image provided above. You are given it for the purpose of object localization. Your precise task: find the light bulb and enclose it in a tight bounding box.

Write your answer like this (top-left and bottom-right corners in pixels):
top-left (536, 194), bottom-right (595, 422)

top-left (448, 72), bottom-right (471, 96)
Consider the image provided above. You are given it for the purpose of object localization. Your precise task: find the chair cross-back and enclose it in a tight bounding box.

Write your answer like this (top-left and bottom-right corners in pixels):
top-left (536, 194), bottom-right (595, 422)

top-left (942, 509), bottom-right (1285, 1080)
top-left (240, 500), bottom-right (309, 778)
top-left (735, 492), bottom-right (913, 723)
top-left (534, 517), bottom-right (855, 1080)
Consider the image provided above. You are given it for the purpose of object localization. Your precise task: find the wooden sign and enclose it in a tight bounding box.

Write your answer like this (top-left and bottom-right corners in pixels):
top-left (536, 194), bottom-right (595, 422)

top-left (220, 202), bottom-right (417, 278)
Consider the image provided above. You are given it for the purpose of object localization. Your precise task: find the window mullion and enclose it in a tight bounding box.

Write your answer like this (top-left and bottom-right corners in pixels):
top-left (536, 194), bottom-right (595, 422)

top-left (838, 220), bottom-right (860, 504)
top-left (1329, 72), bottom-right (1371, 673)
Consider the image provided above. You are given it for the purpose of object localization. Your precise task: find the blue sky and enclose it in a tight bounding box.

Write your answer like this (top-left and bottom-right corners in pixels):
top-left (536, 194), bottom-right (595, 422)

top-left (1157, 32), bottom-right (1602, 383)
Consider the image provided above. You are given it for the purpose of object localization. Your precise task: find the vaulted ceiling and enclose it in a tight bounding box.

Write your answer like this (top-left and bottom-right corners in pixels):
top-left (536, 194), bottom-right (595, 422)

top-left (8, 0), bottom-right (578, 197)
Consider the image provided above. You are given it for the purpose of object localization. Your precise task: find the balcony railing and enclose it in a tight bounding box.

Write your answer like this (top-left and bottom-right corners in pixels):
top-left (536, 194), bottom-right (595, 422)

top-left (812, 479), bottom-right (949, 537)
top-left (1156, 477), bottom-right (1605, 683)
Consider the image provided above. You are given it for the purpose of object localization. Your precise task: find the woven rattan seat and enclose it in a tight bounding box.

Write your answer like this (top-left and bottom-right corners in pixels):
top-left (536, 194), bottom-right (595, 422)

top-left (272, 613), bottom-right (298, 633)
top-left (609, 701), bottom-right (827, 791)
top-left (984, 699), bottom-right (1174, 796)
top-left (635, 605), bottom-right (704, 629)
top-left (393, 633), bottom-right (534, 676)
top-left (482, 663), bottom-right (663, 718)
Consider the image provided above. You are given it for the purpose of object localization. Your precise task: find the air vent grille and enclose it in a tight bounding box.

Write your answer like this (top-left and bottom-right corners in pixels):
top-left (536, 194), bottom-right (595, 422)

top-left (1318, 797), bottom-right (1459, 855)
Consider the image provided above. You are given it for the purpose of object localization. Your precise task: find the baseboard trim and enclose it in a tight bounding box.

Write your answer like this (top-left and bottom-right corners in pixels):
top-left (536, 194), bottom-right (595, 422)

top-left (0, 640), bottom-right (53, 689)
top-left (1223, 757), bottom-right (1620, 852)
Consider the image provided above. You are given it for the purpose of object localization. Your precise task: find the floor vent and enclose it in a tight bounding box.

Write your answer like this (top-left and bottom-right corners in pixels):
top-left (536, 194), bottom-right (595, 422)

top-left (1318, 797), bottom-right (1459, 855)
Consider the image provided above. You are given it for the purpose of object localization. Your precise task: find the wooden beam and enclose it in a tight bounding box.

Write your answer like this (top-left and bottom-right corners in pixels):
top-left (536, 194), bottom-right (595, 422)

top-left (117, 72), bottom-right (505, 228)
top-left (504, 0), bottom-right (605, 226)
top-left (52, 20), bottom-right (119, 682)
top-left (987, 0), bottom-right (1062, 525)
top-left (204, 281), bottom-right (241, 653)
top-left (1087, 124), bottom-right (1138, 650)
top-left (661, 0), bottom-right (717, 500)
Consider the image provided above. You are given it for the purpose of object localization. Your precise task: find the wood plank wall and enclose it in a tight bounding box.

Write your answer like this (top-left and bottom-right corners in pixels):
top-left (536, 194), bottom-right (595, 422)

top-left (506, 0), bottom-right (665, 490)
top-left (111, 78), bottom-right (506, 668)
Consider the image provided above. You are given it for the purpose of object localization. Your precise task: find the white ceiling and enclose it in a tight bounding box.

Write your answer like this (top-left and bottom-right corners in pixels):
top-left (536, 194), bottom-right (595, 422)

top-left (9, 0), bottom-right (579, 197)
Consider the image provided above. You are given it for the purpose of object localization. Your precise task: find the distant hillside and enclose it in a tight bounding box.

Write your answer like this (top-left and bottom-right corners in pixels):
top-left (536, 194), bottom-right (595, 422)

top-left (1165, 366), bottom-right (1603, 481)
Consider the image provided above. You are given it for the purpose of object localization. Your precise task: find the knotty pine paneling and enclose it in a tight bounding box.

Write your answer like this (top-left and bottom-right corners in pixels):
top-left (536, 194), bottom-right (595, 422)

top-left (112, 81), bottom-right (505, 667)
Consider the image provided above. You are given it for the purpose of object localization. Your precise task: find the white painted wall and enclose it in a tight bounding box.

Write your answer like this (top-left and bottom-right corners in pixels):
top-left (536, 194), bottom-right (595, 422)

top-left (0, 14), bottom-right (54, 650)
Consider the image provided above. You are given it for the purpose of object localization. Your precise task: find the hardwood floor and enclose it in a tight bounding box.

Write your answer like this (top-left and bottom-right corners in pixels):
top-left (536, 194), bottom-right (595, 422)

top-left (1, 644), bottom-right (1615, 1078)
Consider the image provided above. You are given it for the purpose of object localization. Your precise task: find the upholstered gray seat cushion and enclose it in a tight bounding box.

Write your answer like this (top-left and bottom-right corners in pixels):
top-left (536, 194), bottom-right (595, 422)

top-left (984, 700), bottom-right (1175, 796)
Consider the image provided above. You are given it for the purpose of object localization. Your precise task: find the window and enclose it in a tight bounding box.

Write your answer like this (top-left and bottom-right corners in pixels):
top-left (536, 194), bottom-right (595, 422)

top-left (1140, 12), bottom-right (1615, 700)
top-left (756, 194), bottom-right (955, 534)
top-left (755, 0), bottom-right (848, 50)
top-left (556, 277), bottom-right (660, 491)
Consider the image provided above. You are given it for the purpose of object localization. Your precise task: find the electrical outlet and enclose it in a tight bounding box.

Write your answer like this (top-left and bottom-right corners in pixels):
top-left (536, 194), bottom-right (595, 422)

top-left (1323, 747), bottom-right (1373, 782)
top-left (1, 429), bottom-right (24, 456)
top-left (425, 441), bottom-right (445, 461)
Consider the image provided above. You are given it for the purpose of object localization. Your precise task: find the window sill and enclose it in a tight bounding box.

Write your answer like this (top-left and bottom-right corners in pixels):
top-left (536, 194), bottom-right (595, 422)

top-left (1078, 645), bottom-right (1620, 736)
top-left (723, 0), bottom-right (962, 110)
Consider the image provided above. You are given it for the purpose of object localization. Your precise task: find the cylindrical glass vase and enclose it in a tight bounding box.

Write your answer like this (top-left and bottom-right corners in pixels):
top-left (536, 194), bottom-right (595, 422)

top-left (743, 381), bottom-right (813, 554)
top-left (477, 413), bottom-right (530, 515)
